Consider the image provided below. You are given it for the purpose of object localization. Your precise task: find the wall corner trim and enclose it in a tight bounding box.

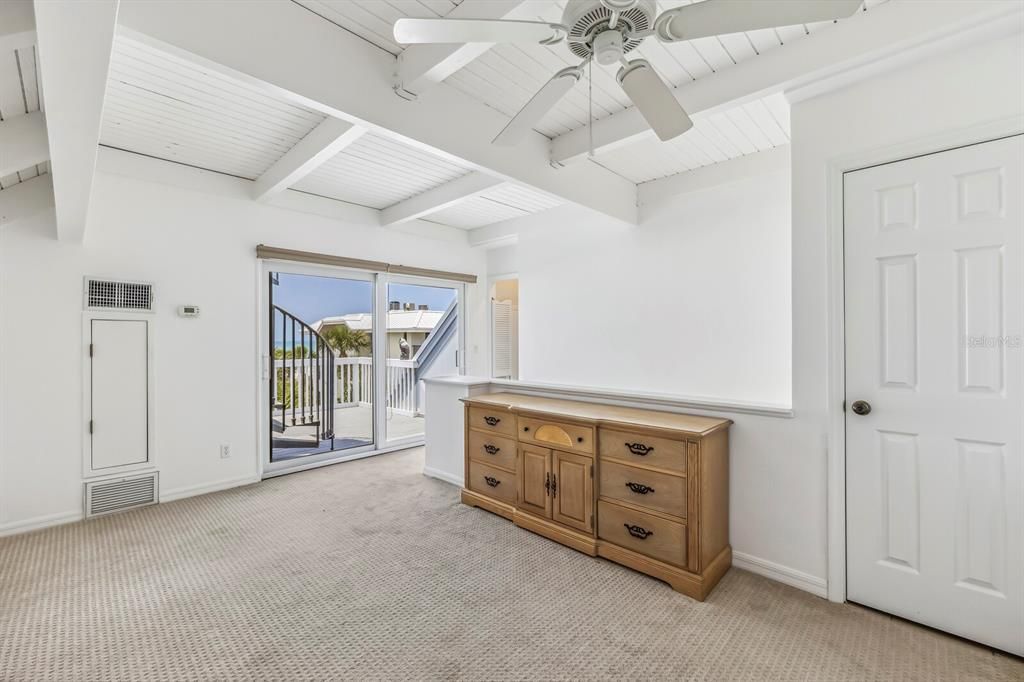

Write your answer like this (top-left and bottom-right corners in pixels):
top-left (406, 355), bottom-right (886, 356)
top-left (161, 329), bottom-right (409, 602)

top-left (423, 466), bottom-right (464, 489)
top-left (732, 551), bottom-right (828, 598)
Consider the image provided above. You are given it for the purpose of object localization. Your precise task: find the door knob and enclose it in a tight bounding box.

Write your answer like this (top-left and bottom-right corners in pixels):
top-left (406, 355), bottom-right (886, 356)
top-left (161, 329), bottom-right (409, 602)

top-left (851, 400), bottom-right (872, 416)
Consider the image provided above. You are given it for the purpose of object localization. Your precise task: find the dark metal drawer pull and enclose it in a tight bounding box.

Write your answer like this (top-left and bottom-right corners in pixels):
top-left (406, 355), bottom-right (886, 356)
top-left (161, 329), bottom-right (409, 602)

top-left (625, 482), bottom-right (655, 495)
top-left (544, 472), bottom-right (551, 495)
top-left (483, 444), bottom-right (501, 455)
top-left (483, 416), bottom-right (501, 426)
top-left (624, 524), bottom-right (653, 539)
top-left (483, 476), bottom-right (500, 488)
top-left (625, 442), bottom-right (654, 456)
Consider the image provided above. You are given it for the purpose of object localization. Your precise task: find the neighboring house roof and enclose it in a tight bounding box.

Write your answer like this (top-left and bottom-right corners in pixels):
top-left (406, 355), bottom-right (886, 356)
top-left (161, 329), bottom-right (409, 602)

top-left (311, 310), bottom-right (444, 334)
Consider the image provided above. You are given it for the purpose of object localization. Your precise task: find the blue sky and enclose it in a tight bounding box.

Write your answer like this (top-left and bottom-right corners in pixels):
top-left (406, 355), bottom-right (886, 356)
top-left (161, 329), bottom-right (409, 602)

top-left (271, 272), bottom-right (456, 326)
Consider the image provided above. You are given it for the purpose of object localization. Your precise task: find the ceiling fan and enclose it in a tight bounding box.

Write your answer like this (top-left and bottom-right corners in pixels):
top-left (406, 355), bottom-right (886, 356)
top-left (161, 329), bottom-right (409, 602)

top-left (394, 0), bottom-right (863, 146)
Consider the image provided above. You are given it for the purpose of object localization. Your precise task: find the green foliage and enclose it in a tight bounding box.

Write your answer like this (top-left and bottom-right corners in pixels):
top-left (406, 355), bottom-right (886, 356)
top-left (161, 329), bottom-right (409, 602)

top-left (322, 325), bottom-right (370, 357)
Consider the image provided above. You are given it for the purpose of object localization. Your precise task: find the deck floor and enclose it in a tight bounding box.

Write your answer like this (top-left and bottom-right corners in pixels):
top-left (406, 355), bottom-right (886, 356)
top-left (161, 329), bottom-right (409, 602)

top-left (272, 404), bottom-right (423, 461)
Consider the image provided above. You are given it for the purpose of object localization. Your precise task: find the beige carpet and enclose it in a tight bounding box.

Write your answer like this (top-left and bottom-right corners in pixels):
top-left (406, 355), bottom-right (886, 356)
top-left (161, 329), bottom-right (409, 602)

top-left (0, 449), bottom-right (1019, 681)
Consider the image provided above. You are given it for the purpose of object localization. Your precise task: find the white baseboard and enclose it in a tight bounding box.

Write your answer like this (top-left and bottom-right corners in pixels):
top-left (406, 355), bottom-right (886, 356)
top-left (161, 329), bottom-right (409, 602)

top-left (423, 466), bottom-right (463, 488)
top-left (0, 510), bottom-right (84, 538)
top-left (161, 474), bottom-right (260, 503)
top-left (732, 551), bottom-right (828, 598)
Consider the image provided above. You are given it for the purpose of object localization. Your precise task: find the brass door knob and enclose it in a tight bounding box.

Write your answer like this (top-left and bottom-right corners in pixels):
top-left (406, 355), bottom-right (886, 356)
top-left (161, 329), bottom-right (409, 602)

top-left (851, 400), bottom-right (872, 416)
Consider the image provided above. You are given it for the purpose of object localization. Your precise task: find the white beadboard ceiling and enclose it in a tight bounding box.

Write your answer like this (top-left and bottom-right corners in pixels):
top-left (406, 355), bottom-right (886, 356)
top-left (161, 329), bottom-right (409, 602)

top-left (96, 34), bottom-right (561, 229)
top-left (291, 132), bottom-right (473, 209)
top-left (100, 36), bottom-right (327, 180)
top-left (593, 92), bottom-right (790, 183)
top-left (423, 183), bottom-right (563, 229)
top-left (299, 0), bottom-right (889, 140)
top-left (0, 44), bottom-right (48, 191)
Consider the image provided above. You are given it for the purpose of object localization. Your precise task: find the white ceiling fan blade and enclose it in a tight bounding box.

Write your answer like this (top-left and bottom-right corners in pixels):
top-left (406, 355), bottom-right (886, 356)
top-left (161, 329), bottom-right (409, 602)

top-left (654, 0), bottom-right (863, 42)
top-left (393, 18), bottom-right (566, 45)
top-left (616, 60), bottom-right (693, 142)
top-left (493, 66), bottom-right (582, 146)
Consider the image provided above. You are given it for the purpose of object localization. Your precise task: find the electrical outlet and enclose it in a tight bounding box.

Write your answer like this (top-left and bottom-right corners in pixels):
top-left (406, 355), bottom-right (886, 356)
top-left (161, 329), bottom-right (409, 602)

top-left (220, 444), bottom-right (231, 459)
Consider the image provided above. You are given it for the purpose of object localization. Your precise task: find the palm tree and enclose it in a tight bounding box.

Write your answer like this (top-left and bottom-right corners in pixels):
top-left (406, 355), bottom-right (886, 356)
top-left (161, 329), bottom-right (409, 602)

top-left (322, 324), bottom-right (369, 357)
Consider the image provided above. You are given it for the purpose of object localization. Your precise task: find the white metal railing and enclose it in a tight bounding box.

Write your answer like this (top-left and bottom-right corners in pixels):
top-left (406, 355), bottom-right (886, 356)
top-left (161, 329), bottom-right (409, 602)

top-left (272, 357), bottom-right (420, 418)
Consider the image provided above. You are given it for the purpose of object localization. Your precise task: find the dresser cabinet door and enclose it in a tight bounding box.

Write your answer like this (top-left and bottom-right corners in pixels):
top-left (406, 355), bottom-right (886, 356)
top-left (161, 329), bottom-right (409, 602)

top-left (552, 450), bottom-right (593, 533)
top-left (518, 445), bottom-right (552, 518)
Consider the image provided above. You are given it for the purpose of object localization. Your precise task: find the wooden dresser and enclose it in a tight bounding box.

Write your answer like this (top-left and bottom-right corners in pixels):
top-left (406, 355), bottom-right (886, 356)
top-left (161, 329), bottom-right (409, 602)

top-left (461, 393), bottom-right (732, 600)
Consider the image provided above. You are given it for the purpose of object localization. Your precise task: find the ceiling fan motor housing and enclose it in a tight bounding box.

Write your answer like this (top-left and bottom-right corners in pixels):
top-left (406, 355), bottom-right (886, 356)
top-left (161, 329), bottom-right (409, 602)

top-left (562, 0), bottom-right (657, 61)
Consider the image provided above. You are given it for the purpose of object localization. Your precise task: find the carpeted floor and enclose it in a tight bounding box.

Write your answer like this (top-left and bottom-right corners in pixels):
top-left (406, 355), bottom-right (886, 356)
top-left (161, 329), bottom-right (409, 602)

top-left (0, 448), bottom-right (1020, 681)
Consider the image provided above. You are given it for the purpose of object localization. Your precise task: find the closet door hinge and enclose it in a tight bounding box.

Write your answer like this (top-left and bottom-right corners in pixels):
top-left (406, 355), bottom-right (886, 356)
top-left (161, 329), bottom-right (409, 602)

top-left (89, 343), bottom-right (94, 357)
top-left (88, 420), bottom-right (94, 434)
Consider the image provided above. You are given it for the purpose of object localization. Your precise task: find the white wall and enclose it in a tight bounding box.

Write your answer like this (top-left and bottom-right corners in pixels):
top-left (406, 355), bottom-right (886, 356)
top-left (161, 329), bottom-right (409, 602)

top-left (516, 168), bottom-right (792, 407)
top-left (0, 149), bottom-right (487, 534)
top-left (487, 30), bottom-right (1024, 588)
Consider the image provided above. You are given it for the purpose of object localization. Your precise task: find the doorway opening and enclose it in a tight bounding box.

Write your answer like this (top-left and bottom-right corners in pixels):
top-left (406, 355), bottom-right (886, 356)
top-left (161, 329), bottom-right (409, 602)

top-left (490, 277), bottom-right (518, 380)
top-left (269, 270), bottom-right (374, 462)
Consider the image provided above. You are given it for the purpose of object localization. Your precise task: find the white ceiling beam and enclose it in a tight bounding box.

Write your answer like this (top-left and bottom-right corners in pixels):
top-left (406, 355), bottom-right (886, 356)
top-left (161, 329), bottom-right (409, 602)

top-left (117, 0), bottom-right (637, 225)
top-left (394, 0), bottom-right (537, 98)
top-left (0, 111), bottom-right (48, 177)
top-left (380, 171), bottom-right (504, 226)
top-left (33, 0), bottom-right (119, 242)
top-left (0, 0), bottom-right (36, 52)
top-left (252, 117), bottom-right (365, 201)
top-left (551, 0), bottom-right (1021, 165)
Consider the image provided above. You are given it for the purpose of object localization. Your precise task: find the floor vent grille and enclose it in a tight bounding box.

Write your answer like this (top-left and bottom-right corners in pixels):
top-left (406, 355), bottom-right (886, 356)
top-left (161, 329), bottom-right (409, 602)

top-left (85, 473), bottom-right (159, 518)
top-left (85, 278), bottom-right (154, 312)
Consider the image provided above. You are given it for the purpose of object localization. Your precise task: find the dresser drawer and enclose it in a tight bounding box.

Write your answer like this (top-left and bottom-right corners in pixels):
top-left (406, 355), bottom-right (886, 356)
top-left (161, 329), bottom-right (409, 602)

top-left (468, 406), bottom-right (515, 437)
top-left (467, 430), bottom-right (516, 471)
top-left (468, 460), bottom-right (517, 505)
top-left (518, 415), bottom-right (594, 454)
top-left (599, 428), bottom-right (687, 473)
top-left (600, 460), bottom-right (686, 518)
top-left (598, 500), bottom-right (687, 567)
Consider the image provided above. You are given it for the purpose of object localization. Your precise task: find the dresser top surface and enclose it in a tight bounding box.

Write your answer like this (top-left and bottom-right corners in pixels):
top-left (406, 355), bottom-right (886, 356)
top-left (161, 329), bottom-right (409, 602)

top-left (463, 392), bottom-right (731, 436)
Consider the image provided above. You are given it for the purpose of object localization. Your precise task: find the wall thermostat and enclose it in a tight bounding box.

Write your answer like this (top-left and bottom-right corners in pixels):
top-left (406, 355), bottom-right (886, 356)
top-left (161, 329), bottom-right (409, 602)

top-left (178, 305), bottom-right (200, 318)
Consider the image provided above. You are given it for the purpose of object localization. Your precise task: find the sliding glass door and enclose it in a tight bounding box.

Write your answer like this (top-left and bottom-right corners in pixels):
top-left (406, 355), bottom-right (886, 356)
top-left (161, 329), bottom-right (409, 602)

top-left (381, 278), bottom-right (460, 444)
top-left (263, 263), bottom-right (465, 473)
top-left (268, 268), bottom-right (375, 465)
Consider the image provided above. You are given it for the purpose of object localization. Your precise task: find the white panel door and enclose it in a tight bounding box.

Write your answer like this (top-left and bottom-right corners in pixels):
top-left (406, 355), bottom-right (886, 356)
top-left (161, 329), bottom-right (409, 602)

top-left (91, 319), bottom-right (150, 470)
top-left (845, 135), bottom-right (1023, 655)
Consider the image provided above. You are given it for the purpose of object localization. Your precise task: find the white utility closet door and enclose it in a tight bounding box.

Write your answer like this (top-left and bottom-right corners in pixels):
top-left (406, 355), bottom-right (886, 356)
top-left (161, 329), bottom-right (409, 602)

top-left (91, 319), bottom-right (150, 470)
top-left (845, 135), bottom-right (1023, 655)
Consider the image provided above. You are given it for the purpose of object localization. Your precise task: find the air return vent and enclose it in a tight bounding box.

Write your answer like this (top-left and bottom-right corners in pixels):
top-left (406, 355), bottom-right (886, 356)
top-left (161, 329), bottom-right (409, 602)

top-left (84, 473), bottom-right (159, 518)
top-left (84, 278), bottom-right (154, 312)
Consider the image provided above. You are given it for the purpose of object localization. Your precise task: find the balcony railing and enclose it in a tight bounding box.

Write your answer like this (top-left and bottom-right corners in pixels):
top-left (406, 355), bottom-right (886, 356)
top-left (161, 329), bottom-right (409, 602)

top-left (272, 357), bottom-right (420, 418)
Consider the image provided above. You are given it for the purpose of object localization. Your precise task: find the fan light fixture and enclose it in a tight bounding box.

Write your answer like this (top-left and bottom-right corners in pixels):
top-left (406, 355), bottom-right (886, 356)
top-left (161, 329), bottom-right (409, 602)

top-left (393, 0), bottom-right (863, 147)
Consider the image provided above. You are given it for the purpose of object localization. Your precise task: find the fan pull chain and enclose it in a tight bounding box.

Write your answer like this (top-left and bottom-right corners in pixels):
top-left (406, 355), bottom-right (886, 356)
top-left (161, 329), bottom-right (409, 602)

top-left (588, 59), bottom-right (594, 158)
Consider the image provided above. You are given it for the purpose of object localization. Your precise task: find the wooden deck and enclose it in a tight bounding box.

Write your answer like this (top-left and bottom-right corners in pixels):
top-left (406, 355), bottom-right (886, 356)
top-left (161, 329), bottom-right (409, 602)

top-left (272, 404), bottom-right (424, 461)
